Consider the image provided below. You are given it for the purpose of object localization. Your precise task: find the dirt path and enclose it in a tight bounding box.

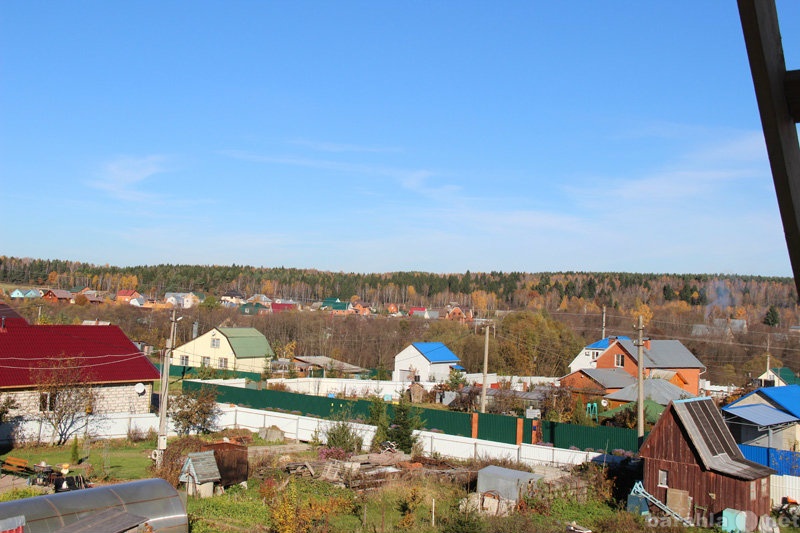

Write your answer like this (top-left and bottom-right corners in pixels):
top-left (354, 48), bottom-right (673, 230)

top-left (0, 473), bottom-right (37, 495)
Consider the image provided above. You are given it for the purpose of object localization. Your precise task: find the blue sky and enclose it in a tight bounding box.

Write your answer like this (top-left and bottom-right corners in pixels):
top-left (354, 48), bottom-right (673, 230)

top-left (2, 2), bottom-right (799, 276)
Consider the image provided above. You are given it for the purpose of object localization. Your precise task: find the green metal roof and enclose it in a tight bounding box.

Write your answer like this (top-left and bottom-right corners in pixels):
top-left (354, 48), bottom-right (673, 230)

top-left (599, 399), bottom-right (665, 424)
top-left (772, 367), bottom-right (800, 385)
top-left (217, 327), bottom-right (274, 359)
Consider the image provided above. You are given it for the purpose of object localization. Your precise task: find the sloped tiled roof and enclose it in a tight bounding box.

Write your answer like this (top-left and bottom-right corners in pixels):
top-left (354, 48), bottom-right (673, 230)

top-left (617, 339), bottom-right (705, 369)
top-left (411, 342), bottom-right (460, 363)
top-left (218, 327), bottom-right (274, 359)
top-left (0, 320), bottom-right (159, 388)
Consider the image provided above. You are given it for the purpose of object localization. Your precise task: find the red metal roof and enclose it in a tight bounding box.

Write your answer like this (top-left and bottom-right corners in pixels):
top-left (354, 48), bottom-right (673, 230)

top-left (116, 289), bottom-right (138, 297)
top-left (0, 321), bottom-right (159, 389)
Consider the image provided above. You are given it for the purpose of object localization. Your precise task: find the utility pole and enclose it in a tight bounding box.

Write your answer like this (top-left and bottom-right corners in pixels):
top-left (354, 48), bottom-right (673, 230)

top-left (480, 323), bottom-right (490, 413)
top-left (157, 308), bottom-right (179, 466)
top-left (634, 315), bottom-right (646, 438)
top-left (601, 306), bottom-right (607, 339)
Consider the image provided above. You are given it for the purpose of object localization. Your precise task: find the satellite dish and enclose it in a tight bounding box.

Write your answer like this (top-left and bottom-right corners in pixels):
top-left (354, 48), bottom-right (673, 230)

top-left (600, 399), bottom-right (609, 407)
top-left (134, 382), bottom-right (146, 395)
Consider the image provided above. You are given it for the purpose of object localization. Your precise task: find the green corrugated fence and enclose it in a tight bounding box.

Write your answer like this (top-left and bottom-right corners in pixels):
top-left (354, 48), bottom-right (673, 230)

top-left (181, 381), bottom-right (642, 451)
top-left (540, 420), bottom-right (641, 452)
top-left (477, 412), bottom-right (518, 444)
top-left (155, 364), bottom-right (263, 383)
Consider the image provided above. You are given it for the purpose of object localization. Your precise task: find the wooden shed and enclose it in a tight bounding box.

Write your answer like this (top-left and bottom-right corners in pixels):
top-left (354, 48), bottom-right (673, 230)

top-left (639, 398), bottom-right (775, 525)
top-left (179, 451), bottom-right (221, 498)
top-left (200, 441), bottom-right (249, 487)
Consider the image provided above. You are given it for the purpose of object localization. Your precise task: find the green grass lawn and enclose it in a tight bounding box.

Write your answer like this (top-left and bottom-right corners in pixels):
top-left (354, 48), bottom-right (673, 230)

top-left (1, 438), bottom-right (154, 481)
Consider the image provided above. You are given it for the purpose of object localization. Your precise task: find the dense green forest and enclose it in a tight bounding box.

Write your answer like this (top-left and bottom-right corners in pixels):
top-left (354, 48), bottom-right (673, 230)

top-left (2, 255), bottom-right (799, 385)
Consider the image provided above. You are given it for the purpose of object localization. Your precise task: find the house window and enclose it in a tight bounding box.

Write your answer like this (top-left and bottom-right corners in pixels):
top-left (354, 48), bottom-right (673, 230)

top-left (615, 354), bottom-right (624, 367)
top-left (211, 338), bottom-right (220, 349)
top-left (39, 392), bottom-right (57, 412)
top-left (201, 356), bottom-right (210, 367)
top-left (219, 358), bottom-right (228, 370)
top-left (658, 469), bottom-right (668, 488)
top-left (179, 355), bottom-right (189, 366)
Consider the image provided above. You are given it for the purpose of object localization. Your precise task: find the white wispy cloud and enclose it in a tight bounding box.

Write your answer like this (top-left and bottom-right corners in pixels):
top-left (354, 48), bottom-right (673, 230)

top-left (219, 149), bottom-right (459, 198)
top-left (87, 155), bottom-right (168, 201)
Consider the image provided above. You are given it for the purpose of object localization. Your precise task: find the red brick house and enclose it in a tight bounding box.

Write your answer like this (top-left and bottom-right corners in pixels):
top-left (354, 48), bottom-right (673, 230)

top-left (592, 339), bottom-right (705, 395)
top-left (115, 289), bottom-right (142, 304)
top-left (559, 367), bottom-right (636, 403)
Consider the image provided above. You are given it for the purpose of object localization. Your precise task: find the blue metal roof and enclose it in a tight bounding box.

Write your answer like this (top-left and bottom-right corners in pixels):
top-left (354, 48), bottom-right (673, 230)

top-left (757, 385), bottom-right (800, 418)
top-left (412, 342), bottom-right (460, 363)
top-left (451, 364), bottom-right (465, 371)
top-left (722, 404), bottom-right (800, 427)
top-left (585, 336), bottom-right (631, 350)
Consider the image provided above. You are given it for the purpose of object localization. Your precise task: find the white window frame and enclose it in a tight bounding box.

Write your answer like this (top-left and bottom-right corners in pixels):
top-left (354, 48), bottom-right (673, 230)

top-left (201, 356), bottom-right (210, 367)
top-left (658, 469), bottom-right (668, 488)
top-left (179, 355), bottom-right (189, 366)
top-left (615, 353), bottom-right (624, 367)
top-left (211, 338), bottom-right (220, 349)
top-left (219, 358), bottom-right (228, 370)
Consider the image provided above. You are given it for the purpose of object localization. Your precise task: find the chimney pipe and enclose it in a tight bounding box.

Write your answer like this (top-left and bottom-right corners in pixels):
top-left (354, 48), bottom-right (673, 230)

top-left (644, 339), bottom-right (651, 350)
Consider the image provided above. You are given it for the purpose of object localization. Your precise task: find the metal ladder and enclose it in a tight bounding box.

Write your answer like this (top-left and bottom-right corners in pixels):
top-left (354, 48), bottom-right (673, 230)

top-left (630, 481), bottom-right (694, 527)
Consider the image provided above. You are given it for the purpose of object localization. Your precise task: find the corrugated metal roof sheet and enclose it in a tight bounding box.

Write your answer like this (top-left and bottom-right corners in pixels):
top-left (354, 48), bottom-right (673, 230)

top-left (722, 404), bottom-right (800, 427)
top-left (412, 342), bottom-right (460, 363)
top-left (756, 385), bottom-right (800, 418)
top-left (618, 339), bottom-right (705, 369)
top-left (586, 336), bottom-right (631, 350)
top-left (217, 327), bottom-right (274, 359)
top-left (0, 321), bottom-right (159, 388)
top-left (581, 368), bottom-right (637, 389)
top-left (671, 398), bottom-right (774, 480)
top-left (293, 355), bottom-right (365, 374)
top-left (604, 379), bottom-right (693, 405)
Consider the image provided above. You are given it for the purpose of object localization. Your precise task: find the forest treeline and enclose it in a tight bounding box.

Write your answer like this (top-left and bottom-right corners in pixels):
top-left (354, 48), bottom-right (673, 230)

top-left (0, 255), bottom-right (796, 315)
top-left (3, 255), bottom-right (800, 385)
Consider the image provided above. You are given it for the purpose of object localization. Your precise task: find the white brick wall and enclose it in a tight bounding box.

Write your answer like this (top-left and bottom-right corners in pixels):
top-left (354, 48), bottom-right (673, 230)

top-left (5, 382), bottom-right (153, 417)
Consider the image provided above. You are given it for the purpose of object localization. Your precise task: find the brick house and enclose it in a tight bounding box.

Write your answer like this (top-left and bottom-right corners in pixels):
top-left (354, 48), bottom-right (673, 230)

top-left (116, 289), bottom-right (143, 305)
top-left (592, 339), bottom-right (705, 396)
top-left (0, 316), bottom-right (159, 418)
